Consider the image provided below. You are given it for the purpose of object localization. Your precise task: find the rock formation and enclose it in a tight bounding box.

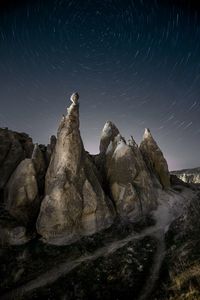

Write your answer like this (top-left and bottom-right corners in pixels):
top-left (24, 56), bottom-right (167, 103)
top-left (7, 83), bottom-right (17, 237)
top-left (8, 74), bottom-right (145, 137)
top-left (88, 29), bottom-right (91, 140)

top-left (99, 121), bottom-right (120, 153)
top-left (140, 128), bottom-right (170, 189)
top-left (36, 93), bottom-right (114, 244)
top-left (97, 122), bottom-right (157, 220)
top-left (46, 135), bottom-right (57, 164)
top-left (4, 158), bottom-right (40, 227)
top-left (171, 167), bottom-right (200, 184)
top-left (0, 129), bottom-right (33, 191)
top-left (0, 92), bottom-right (171, 246)
top-left (0, 223), bottom-right (30, 246)
top-left (2, 93), bottom-right (200, 300)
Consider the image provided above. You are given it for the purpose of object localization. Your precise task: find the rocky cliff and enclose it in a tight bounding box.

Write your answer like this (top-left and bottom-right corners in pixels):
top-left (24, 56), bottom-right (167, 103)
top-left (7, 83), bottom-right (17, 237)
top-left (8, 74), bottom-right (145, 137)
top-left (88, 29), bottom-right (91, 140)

top-left (171, 167), bottom-right (200, 184)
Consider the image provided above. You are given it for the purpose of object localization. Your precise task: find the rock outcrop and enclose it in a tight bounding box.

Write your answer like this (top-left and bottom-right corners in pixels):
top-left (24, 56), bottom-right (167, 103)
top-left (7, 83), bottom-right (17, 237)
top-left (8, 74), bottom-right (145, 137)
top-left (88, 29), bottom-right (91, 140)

top-left (99, 121), bottom-right (120, 153)
top-left (36, 93), bottom-right (114, 244)
top-left (171, 167), bottom-right (200, 184)
top-left (140, 128), bottom-right (170, 189)
top-left (46, 135), bottom-right (57, 165)
top-left (32, 143), bottom-right (48, 194)
top-left (0, 223), bottom-right (30, 246)
top-left (4, 158), bottom-right (40, 227)
top-left (0, 129), bottom-right (33, 191)
top-left (97, 122), bottom-right (156, 220)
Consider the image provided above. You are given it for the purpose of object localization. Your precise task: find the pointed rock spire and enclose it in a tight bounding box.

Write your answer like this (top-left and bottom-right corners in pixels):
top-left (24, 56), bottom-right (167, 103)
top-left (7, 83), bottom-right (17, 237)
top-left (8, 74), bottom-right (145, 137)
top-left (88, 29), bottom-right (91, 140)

top-left (36, 93), bottom-right (114, 244)
top-left (100, 121), bottom-right (120, 153)
top-left (70, 92), bottom-right (79, 104)
top-left (140, 128), bottom-right (170, 188)
top-left (143, 128), bottom-right (153, 140)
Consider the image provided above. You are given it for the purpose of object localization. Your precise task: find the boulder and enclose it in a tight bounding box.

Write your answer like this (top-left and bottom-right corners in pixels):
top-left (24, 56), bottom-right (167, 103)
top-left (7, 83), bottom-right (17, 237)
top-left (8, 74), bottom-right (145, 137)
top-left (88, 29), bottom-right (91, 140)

top-left (139, 128), bottom-right (170, 189)
top-left (0, 224), bottom-right (30, 245)
top-left (36, 94), bottom-right (114, 244)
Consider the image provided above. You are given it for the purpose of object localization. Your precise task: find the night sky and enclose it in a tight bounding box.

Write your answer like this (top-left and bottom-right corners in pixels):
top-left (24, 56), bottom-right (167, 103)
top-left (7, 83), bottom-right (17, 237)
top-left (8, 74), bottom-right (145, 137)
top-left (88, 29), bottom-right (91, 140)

top-left (0, 0), bottom-right (200, 170)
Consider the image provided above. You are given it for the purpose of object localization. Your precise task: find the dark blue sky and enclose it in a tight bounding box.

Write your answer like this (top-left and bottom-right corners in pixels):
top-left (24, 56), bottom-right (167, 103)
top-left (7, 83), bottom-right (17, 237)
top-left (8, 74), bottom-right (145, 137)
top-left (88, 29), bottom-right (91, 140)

top-left (0, 0), bottom-right (200, 170)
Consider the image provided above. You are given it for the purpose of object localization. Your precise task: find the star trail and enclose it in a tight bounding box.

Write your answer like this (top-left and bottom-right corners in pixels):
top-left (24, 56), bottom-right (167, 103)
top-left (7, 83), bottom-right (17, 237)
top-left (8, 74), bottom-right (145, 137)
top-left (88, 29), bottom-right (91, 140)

top-left (0, 0), bottom-right (200, 170)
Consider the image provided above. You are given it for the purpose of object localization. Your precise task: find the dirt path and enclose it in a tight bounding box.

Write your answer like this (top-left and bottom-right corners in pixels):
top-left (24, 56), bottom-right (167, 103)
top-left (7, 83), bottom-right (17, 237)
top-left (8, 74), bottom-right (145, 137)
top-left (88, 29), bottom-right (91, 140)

top-left (138, 187), bottom-right (194, 300)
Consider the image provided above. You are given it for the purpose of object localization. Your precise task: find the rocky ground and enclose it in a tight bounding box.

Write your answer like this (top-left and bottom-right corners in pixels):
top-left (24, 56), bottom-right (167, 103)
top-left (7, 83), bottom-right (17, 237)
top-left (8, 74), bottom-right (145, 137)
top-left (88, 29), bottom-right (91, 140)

top-left (1, 182), bottom-right (199, 300)
top-left (152, 185), bottom-right (200, 300)
top-left (0, 217), bottom-right (155, 299)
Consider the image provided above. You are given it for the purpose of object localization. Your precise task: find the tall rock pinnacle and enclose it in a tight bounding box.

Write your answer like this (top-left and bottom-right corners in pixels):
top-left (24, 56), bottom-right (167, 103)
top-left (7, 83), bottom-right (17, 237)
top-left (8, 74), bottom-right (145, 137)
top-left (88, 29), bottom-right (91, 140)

top-left (140, 128), bottom-right (170, 189)
top-left (36, 93), bottom-right (114, 244)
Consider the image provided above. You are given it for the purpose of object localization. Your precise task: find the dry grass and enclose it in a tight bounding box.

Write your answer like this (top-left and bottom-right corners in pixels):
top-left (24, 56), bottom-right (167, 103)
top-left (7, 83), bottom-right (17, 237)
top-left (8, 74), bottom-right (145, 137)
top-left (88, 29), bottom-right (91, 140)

top-left (170, 263), bottom-right (200, 291)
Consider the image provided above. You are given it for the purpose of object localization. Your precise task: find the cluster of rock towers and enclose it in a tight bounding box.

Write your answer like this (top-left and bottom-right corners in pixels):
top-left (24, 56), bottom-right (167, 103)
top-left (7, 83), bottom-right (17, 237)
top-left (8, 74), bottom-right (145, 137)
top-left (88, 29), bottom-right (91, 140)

top-left (0, 93), bottom-right (170, 245)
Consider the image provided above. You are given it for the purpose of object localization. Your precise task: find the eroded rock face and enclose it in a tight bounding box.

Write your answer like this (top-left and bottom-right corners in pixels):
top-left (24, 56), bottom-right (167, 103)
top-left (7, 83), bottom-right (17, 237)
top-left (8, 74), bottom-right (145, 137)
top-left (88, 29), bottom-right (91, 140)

top-left (171, 167), bottom-right (200, 184)
top-left (0, 224), bottom-right (30, 246)
top-left (32, 144), bottom-right (46, 176)
top-left (5, 158), bottom-right (40, 227)
top-left (32, 143), bottom-right (47, 194)
top-left (127, 137), bottom-right (158, 210)
top-left (0, 129), bottom-right (34, 190)
top-left (140, 128), bottom-right (170, 189)
top-left (36, 95), bottom-right (114, 244)
top-left (46, 135), bottom-right (57, 165)
top-left (100, 121), bottom-right (120, 153)
top-left (98, 124), bottom-right (156, 220)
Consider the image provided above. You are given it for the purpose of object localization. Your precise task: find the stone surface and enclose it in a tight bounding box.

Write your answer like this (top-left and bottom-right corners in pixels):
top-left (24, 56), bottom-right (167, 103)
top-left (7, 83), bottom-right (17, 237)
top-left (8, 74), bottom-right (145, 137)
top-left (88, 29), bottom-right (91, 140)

top-left (70, 92), bottom-right (79, 105)
top-left (99, 121), bottom-right (120, 153)
top-left (98, 124), bottom-right (157, 220)
top-left (5, 158), bottom-right (40, 227)
top-left (36, 95), bottom-right (114, 244)
top-left (32, 144), bottom-right (46, 176)
top-left (46, 135), bottom-right (57, 165)
top-left (140, 128), bottom-right (170, 189)
top-left (0, 224), bottom-right (30, 245)
top-left (32, 143), bottom-right (47, 194)
top-left (0, 128), bottom-right (33, 190)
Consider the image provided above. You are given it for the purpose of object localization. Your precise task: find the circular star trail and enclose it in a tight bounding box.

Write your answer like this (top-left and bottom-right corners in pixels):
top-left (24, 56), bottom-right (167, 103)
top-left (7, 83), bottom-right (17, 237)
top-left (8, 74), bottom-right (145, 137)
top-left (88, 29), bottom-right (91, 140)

top-left (0, 0), bottom-right (200, 170)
